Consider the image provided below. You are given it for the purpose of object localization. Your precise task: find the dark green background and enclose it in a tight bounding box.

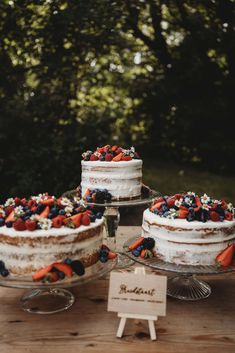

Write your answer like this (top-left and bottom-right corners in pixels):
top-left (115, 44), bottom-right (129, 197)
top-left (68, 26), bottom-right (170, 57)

top-left (0, 0), bottom-right (234, 201)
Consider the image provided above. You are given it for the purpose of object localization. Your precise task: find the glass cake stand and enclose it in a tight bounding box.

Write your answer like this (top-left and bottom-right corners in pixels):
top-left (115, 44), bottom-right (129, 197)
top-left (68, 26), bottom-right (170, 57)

top-left (0, 258), bottom-right (117, 314)
top-left (124, 236), bottom-right (235, 301)
top-left (63, 187), bottom-right (160, 268)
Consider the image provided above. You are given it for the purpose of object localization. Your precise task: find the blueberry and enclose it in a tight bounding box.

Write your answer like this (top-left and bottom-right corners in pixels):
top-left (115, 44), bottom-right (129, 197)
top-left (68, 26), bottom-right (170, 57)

top-left (48, 213), bottom-right (55, 219)
top-left (136, 245), bottom-right (144, 252)
top-left (36, 203), bottom-right (45, 214)
top-left (0, 218), bottom-right (5, 227)
top-left (23, 216), bottom-right (30, 221)
top-left (90, 214), bottom-right (96, 222)
top-left (96, 212), bottom-right (103, 219)
top-left (99, 156), bottom-right (105, 161)
top-left (161, 204), bottom-right (168, 212)
top-left (219, 215), bottom-right (225, 222)
top-left (71, 260), bottom-right (85, 276)
top-left (51, 206), bottom-right (59, 214)
top-left (64, 258), bottom-right (73, 265)
top-left (143, 237), bottom-right (155, 250)
top-left (59, 209), bottom-right (65, 215)
top-left (132, 250), bottom-right (140, 257)
top-left (100, 256), bottom-right (108, 263)
top-left (187, 214), bottom-right (195, 222)
top-left (6, 221), bottom-right (12, 228)
top-left (1, 268), bottom-right (9, 277)
top-left (25, 210), bottom-right (32, 217)
top-left (58, 271), bottom-right (65, 280)
top-left (163, 211), bottom-right (169, 217)
top-left (100, 249), bottom-right (109, 257)
top-left (0, 260), bottom-right (5, 270)
top-left (23, 206), bottom-right (30, 212)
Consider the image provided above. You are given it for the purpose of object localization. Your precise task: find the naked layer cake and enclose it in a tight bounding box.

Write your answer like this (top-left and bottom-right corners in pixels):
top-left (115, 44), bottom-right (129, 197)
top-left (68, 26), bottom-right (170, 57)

top-left (142, 192), bottom-right (235, 266)
top-left (81, 145), bottom-right (142, 200)
top-left (0, 193), bottom-right (104, 276)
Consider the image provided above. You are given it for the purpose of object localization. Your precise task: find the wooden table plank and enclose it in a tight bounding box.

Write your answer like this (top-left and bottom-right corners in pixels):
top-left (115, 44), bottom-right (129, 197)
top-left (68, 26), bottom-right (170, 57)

top-left (0, 226), bottom-right (234, 353)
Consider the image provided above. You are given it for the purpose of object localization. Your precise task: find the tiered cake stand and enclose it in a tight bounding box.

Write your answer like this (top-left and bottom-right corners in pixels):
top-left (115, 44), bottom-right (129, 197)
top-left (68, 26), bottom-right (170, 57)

top-left (64, 187), bottom-right (160, 268)
top-left (124, 236), bottom-right (235, 301)
top-left (0, 259), bottom-right (117, 314)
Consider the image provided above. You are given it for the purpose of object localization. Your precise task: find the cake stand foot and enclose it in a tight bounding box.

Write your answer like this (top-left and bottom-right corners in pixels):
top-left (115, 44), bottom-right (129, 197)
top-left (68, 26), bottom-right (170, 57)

top-left (20, 288), bottom-right (75, 314)
top-left (167, 275), bottom-right (211, 301)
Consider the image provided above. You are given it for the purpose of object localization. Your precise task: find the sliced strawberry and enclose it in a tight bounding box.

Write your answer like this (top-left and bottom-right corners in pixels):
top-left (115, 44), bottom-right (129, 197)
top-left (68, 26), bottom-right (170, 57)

top-left (25, 219), bottom-right (37, 231)
top-left (52, 216), bottom-right (63, 228)
top-left (108, 251), bottom-right (117, 259)
top-left (150, 201), bottom-right (163, 211)
top-left (52, 263), bottom-right (73, 277)
top-left (129, 237), bottom-right (144, 251)
top-left (39, 206), bottom-right (50, 218)
top-left (81, 213), bottom-right (91, 226)
top-left (41, 198), bottom-right (55, 206)
top-left (112, 153), bottom-right (123, 161)
top-left (225, 212), bottom-right (233, 221)
top-left (31, 205), bottom-right (37, 213)
top-left (122, 155), bottom-right (132, 161)
top-left (140, 249), bottom-right (147, 258)
top-left (216, 244), bottom-right (234, 268)
top-left (57, 215), bottom-right (66, 222)
top-left (178, 209), bottom-right (189, 219)
top-left (64, 213), bottom-right (83, 228)
top-left (32, 264), bottom-right (53, 281)
top-left (5, 210), bottom-right (16, 222)
top-left (111, 145), bottom-right (118, 151)
top-left (210, 211), bottom-right (220, 222)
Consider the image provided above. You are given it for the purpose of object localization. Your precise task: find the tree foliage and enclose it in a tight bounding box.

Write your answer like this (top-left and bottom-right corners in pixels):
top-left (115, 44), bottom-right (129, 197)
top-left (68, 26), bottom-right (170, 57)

top-left (0, 0), bottom-right (234, 199)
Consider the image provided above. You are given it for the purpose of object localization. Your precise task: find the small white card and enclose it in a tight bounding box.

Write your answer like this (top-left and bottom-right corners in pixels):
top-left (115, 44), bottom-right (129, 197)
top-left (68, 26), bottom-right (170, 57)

top-left (108, 269), bottom-right (167, 317)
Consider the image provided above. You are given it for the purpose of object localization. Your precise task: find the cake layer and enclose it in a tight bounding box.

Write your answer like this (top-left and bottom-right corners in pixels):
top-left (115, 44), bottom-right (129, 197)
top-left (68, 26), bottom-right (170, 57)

top-left (142, 209), bottom-right (235, 265)
top-left (81, 159), bottom-right (143, 200)
top-left (0, 219), bottom-right (103, 274)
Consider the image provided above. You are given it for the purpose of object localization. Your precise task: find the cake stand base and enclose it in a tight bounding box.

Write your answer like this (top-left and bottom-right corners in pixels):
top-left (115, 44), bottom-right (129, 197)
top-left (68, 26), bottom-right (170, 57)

top-left (167, 275), bottom-right (211, 301)
top-left (20, 288), bottom-right (75, 314)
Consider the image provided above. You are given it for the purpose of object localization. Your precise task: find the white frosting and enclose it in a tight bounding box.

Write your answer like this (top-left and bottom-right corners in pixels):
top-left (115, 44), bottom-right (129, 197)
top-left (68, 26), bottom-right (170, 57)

top-left (142, 209), bottom-right (235, 265)
top-left (81, 159), bottom-right (142, 199)
top-left (0, 219), bottom-right (104, 273)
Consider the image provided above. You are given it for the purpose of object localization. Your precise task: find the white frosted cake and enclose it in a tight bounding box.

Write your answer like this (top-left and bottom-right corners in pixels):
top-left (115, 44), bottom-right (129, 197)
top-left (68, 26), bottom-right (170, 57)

top-left (0, 194), bottom-right (104, 277)
top-left (142, 192), bottom-right (235, 266)
top-left (81, 145), bottom-right (142, 200)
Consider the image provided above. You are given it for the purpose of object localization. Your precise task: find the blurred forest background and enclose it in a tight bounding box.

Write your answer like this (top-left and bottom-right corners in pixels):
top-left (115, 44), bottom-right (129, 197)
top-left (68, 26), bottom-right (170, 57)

top-left (0, 0), bottom-right (235, 202)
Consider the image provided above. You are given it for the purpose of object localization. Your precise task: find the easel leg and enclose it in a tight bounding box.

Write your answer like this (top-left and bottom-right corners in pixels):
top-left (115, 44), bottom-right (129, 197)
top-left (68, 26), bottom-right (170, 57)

top-left (116, 317), bottom-right (127, 338)
top-left (148, 320), bottom-right (157, 341)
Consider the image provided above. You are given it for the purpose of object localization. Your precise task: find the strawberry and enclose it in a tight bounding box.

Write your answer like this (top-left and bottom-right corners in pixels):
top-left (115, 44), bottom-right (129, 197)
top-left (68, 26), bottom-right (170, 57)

top-left (103, 145), bottom-right (111, 152)
top-left (174, 193), bottom-right (183, 200)
top-left (13, 218), bottom-right (26, 231)
top-left (25, 219), bottom-right (37, 231)
top-left (39, 206), bottom-right (50, 218)
top-left (178, 209), bottom-right (189, 219)
top-left (225, 212), bottom-right (233, 221)
top-left (32, 264), bottom-right (53, 281)
top-left (81, 213), bottom-right (91, 226)
top-left (210, 211), bottom-right (220, 222)
top-left (90, 154), bottom-right (99, 161)
top-left (216, 244), bottom-right (234, 268)
top-left (31, 206), bottom-right (37, 213)
top-left (28, 199), bottom-right (36, 208)
top-left (97, 147), bottom-right (105, 153)
top-left (14, 197), bottom-right (21, 206)
top-left (179, 205), bottom-right (189, 211)
top-left (105, 153), bottom-right (113, 161)
top-left (129, 237), bottom-right (144, 251)
top-left (41, 198), bottom-right (55, 206)
top-left (167, 197), bottom-right (176, 208)
top-left (64, 213), bottom-right (83, 228)
top-left (52, 263), bottom-right (73, 277)
top-left (122, 155), bottom-right (132, 161)
top-left (116, 147), bottom-right (123, 154)
top-left (5, 206), bottom-right (14, 215)
top-left (111, 145), bottom-right (118, 151)
top-left (52, 216), bottom-right (63, 228)
top-left (194, 196), bottom-right (202, 212)
top-left (57, 215), bottom-right (66, 222)
top-left (108, 251), bottom-right (117, 259)
top-left (112, 153), bottom-right (123, 161)
top-left (221, 200), bottom-right (227, 210)
top-left (84, 210), bottom-right (92, 215)
top-left (5, 210), bottom-right (15, 222)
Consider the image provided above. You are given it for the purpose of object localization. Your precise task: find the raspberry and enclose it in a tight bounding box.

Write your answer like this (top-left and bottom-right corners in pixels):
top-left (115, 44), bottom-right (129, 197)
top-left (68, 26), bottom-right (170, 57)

top-left (13, 218), bottom-right (26, 231)
top-left (14, 197), bottom-right (21, 206)
top-left (210, 211), bottom-right (220, 222)
top-left (105, 153), bottom-right (113, 161)
top-left (25, 219), bottom-right (37, 231)
top-left (52, 216), bottom-right (63, 228)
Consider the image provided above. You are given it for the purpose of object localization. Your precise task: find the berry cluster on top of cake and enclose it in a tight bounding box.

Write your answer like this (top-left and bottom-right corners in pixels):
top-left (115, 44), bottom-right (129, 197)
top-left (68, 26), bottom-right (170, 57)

top-left (81, 145), bottom-right (143, 201)
top-left (0, 193), bottom-right (104, 277)
top-left (142, 191), bottom-right (235, 266)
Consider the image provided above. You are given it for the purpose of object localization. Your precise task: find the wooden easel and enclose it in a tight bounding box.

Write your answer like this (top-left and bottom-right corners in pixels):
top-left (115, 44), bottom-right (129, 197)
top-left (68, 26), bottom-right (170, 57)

top-left (116, 267), bottom-right (157, 340)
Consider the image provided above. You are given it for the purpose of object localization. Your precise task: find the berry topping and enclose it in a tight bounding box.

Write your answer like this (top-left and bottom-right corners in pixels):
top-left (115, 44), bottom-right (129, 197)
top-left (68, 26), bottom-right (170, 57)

top-left (82, 145), bottom-right (140, 162)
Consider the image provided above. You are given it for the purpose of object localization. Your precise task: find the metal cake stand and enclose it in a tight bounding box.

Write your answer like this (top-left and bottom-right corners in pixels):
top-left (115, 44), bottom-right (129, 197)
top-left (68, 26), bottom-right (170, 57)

top-left (124, 236), bottom-right (235, 301)
top-left (63, 187), bottom-right (160, 268)
top-left (0, 258), bottom-right (117, 314)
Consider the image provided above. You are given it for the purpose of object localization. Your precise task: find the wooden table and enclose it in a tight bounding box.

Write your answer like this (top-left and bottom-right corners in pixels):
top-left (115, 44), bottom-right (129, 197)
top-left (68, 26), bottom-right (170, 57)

top-left (0, 227), bottom-right (235, 353)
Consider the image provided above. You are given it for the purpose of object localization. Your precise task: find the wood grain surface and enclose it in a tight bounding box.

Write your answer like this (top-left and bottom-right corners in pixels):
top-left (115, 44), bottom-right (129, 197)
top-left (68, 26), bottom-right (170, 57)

top-left (0, 226), bottom-right (234, 353)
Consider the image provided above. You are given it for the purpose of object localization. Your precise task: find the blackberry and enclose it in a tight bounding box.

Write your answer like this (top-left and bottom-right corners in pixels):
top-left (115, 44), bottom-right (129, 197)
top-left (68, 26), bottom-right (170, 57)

top-left (143, 237), bottom-right (155, 250)
top-left (71, 260), bottom-right (85, 276)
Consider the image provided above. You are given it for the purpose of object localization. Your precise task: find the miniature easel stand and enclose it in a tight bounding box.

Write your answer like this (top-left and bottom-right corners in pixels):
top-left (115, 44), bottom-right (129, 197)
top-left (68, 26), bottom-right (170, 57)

top-left (116, 267), bottom-right (157, 341)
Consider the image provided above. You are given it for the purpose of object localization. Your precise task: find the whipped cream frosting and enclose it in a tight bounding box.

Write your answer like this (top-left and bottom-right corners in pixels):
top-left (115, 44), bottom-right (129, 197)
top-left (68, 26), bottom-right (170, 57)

top-left (81, 159), bottom-right (143, 199)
